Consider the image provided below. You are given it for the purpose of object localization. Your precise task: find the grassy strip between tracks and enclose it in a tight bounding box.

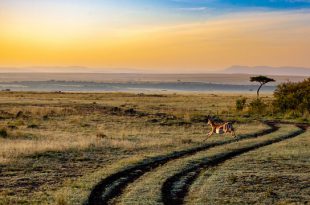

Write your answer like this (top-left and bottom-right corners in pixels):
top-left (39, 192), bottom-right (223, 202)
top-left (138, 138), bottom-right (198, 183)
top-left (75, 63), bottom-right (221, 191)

top-left (117, 125), bottom-right (299, 205)
top-left (186, 129), bottom-right (309, 205)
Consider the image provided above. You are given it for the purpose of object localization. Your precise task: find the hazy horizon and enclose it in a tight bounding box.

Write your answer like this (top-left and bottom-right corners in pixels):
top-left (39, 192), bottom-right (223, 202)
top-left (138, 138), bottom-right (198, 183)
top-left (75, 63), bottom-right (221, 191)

top-left (0, 65), bottom-right (309, 77)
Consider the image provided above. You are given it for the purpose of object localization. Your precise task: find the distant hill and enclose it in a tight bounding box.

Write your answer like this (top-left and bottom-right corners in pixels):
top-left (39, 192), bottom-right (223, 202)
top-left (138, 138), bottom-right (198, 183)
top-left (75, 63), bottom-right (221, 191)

top-left (224, 66), bottom-right (310, 76)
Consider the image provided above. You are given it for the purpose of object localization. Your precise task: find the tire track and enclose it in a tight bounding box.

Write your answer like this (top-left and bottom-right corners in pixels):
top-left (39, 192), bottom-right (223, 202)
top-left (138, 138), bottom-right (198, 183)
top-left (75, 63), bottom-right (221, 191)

top-left (161, 125), bottom-right (306, 205)
top-left (86, 123), bottom-right (277, 205)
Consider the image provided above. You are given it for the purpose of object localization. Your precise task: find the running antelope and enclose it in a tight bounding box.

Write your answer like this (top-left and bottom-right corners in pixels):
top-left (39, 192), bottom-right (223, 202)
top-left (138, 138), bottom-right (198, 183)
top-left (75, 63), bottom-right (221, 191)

top-left (207, 119), bottom-right (236, 138)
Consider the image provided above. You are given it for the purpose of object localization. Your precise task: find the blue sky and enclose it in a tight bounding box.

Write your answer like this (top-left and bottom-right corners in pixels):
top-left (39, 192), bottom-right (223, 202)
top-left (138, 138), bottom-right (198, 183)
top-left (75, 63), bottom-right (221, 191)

top-left (3, 0), bottom-right (310, 19)
top-left (84, 0), bottom-right (310, 24)
top-left (167, 0), bottom-right (310, 9)
top-left (102, 0), bottom-right (310, 10)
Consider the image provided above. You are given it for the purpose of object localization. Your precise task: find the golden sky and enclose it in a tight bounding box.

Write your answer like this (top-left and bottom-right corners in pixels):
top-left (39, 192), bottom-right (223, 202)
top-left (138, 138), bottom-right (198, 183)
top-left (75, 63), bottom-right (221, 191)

top-left (1, 1), bottom-right (310, 72)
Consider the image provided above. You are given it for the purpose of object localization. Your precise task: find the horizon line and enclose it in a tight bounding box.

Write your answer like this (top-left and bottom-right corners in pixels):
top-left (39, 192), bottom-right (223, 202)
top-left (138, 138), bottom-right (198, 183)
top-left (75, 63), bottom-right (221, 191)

top-left (0, 71), bottom-right (308, 77)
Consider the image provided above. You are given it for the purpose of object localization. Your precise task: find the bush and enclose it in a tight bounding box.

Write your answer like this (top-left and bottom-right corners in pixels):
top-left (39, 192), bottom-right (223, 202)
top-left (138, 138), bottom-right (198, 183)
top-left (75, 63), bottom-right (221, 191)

top-left (0, 128), bottom-right (8, 138)
top-left (236, 98), bottom-right (247, 111)
top-left (96, 132), bottom-right (108, 139)
top-left (248, 99), bottom-right (267, 115)
top-left (273, 78), bottom-right (310, 114)
top-left (27, 124), bottom-right (40, 129)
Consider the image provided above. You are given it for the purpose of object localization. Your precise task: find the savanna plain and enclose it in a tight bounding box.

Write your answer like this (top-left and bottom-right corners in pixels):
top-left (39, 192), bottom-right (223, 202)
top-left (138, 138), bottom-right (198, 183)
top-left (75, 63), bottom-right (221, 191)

top-left (0, 92), bottom-right (308, 205)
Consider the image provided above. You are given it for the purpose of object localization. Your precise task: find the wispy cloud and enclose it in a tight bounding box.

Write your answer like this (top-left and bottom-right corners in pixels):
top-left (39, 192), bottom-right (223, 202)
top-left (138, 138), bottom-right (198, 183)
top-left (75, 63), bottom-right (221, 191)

top-left (177, 7), bottom-right (209, 11)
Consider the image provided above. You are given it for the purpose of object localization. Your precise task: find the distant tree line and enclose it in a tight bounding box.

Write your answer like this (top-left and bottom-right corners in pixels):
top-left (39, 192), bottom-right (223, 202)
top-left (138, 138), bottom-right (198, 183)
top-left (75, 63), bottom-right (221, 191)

top-left (236, 76), bottom-right (309, 121)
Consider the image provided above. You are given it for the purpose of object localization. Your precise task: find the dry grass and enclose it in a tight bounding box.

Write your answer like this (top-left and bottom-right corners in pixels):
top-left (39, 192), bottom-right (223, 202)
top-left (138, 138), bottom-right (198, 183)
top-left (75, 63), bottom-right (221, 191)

top-left (115, 125), bottom-right (299, 205)
top-left (0, 92), bottom-right (266, 164)
top-left (0, 132), bottom-right (101, 163)
top-left (187, 129), bottom-right (309, 205)
top-left (49, 122), bottom-right (268, 205)
top-left (0, 91), bottom-right (303, 205)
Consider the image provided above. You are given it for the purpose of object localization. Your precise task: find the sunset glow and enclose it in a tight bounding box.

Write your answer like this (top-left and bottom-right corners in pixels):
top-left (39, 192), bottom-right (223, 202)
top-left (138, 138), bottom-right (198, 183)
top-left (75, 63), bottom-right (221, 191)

top-left (1, 0), bottom-right (310, 72)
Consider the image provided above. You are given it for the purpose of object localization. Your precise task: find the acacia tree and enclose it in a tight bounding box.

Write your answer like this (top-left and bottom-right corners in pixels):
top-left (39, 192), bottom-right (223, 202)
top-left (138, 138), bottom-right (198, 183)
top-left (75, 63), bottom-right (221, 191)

top-left (250, 76), bottom-right (275, 99)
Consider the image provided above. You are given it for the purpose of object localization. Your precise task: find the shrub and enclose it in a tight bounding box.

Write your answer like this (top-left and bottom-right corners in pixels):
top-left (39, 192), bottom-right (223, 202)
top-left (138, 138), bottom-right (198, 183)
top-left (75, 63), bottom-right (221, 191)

top-left (0, 128), bottom-right (8, 138)
top-left (27, 124), bottom-right (40, 129)
top-left (96, 132), bottom-right (108, 139)
top-left (43, 115), bottom-right (49, 120)
top-left (235, 97), bottom-right (247, 111)
top-left (273, 78), bottom-right (310, 115)
top-left (248, 99), bottom-right (267, 115)
top-left (16, 111), bottom-right (24, 118)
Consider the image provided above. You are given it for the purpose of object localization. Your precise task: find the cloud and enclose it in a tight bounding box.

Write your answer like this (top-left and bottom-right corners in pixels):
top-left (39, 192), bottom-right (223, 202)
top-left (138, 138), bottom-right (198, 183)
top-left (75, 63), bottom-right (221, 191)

top-left (177, 7), bottom-right (209, 11)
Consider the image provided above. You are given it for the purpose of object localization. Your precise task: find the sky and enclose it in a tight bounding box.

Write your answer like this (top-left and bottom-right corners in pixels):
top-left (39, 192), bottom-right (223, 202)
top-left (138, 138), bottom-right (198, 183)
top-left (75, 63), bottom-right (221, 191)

top-left (0, 0), bottom-right (310, 73)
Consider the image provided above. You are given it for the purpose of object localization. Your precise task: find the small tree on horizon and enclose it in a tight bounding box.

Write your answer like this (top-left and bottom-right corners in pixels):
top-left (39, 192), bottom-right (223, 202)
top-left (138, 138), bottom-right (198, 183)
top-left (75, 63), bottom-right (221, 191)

top-left (250, 75), bottom-right (275, 99)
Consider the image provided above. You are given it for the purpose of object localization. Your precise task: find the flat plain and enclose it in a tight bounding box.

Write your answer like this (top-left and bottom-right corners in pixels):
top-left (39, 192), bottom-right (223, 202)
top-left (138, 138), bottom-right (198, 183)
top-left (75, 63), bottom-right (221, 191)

top-left (0, 92), bottom-right (308, 205)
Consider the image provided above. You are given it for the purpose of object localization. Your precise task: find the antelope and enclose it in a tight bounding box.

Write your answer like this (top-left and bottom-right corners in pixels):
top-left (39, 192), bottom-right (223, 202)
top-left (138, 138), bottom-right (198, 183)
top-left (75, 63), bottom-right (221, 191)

top-left (207, 119), bottom-right (236, 138)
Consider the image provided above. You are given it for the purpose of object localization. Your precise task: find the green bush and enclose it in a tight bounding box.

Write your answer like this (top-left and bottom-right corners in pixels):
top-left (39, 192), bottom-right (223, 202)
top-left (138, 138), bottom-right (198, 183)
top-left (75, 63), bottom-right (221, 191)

top-left (273, 78), bottom-right (310, 116)
top-left (236, 98), bottom-right (247, 111)
top-left (248, 99), bottom-right (267, 115)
